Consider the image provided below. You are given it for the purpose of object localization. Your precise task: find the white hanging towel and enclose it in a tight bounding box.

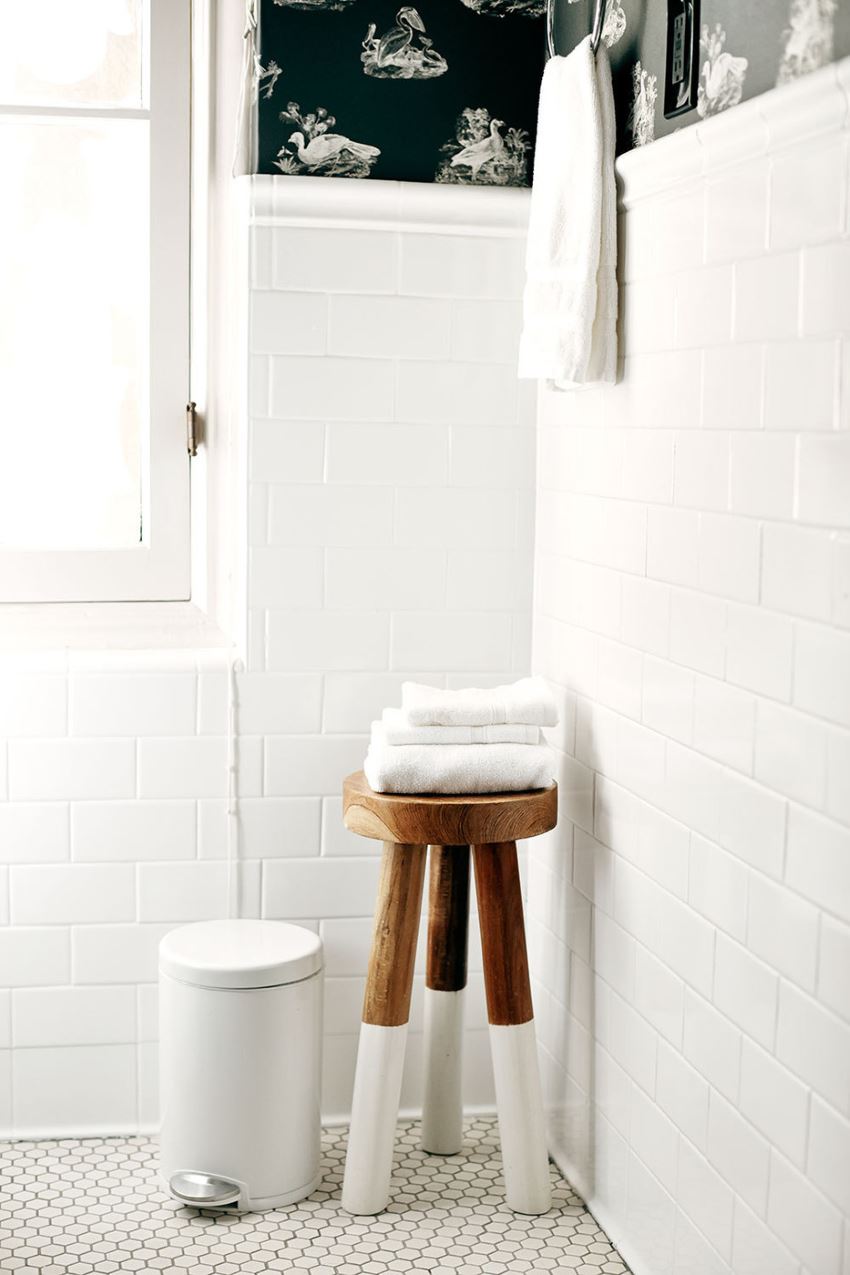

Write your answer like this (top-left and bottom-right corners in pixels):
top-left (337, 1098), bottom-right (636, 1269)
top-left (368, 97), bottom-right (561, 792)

top-left (518, 36), bottom-right (617, 387)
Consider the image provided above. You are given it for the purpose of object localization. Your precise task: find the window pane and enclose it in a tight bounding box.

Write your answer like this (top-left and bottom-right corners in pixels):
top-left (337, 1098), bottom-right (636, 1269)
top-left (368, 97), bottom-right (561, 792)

top-left (0, 0), bottom-right (146, 109)
top-left (0, 117), bottom-right (148, 550)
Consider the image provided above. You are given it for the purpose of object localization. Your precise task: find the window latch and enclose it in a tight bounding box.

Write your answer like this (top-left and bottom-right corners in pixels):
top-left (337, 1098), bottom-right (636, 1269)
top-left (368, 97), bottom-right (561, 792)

top-left (186, 401), bottom-right (199, 458)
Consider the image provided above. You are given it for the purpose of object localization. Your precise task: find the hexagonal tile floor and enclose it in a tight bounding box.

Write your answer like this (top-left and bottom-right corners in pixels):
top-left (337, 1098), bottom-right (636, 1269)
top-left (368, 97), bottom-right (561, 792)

top-left (0, 1117), bottom-right (630, 1274)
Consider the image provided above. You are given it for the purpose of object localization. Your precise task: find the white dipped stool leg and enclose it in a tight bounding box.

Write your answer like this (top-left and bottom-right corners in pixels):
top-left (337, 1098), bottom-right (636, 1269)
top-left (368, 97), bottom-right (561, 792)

top-left (342, 842), bottom-right (426, 1215)
top-left (343, 1023), bottom-right (408, 1215)
top-left (489, 1020), bottom-right (550, 1213)
top-left (422, 987), bottom-right (465, 1154)
top-left (473, 840), bottom-right (551, 1215)
top-left (421, 845), bottom-right (469, 1156)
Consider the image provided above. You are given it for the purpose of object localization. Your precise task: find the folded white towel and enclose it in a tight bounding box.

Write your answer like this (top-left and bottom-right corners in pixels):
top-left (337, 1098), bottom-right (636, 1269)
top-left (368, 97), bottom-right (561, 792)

top-left (380, 707), bottom-right (540, 747)
top-left (518, 36), bottom-right (617, 387)
top-left (364, 735), bottom-right (554, 795)
top-left (402, 677), bottom-right (557, 729)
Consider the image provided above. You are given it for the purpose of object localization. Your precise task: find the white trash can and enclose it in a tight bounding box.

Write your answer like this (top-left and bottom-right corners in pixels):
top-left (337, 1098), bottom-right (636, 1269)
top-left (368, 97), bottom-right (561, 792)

top-left (159, 919), bottom-right (323, 1211)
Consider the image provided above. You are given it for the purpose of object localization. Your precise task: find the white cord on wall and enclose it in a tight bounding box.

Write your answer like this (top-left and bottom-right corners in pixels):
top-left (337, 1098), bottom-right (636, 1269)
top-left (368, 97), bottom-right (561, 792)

top-left (225, 654), bottom-right (246, 920)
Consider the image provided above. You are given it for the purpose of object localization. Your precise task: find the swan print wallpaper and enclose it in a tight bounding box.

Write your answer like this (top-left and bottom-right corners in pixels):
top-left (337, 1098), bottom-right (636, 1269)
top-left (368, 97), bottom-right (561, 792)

top-left (256, 0), bottom-right (545, 184)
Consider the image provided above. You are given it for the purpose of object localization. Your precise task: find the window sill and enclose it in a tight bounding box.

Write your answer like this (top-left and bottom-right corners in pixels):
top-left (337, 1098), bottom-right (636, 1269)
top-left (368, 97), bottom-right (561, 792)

top-left (0, 600), bottom-right (232, 658)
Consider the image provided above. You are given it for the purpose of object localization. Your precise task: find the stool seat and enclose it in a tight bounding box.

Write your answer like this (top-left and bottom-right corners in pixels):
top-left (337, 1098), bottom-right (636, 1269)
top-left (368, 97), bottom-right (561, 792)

top-left (342, 771), bottom-right (558, 846)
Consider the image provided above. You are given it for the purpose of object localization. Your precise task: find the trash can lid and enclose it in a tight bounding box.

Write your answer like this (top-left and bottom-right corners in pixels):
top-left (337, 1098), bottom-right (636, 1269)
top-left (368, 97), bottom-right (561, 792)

top-left (159, 920), bottom-right (323, 989)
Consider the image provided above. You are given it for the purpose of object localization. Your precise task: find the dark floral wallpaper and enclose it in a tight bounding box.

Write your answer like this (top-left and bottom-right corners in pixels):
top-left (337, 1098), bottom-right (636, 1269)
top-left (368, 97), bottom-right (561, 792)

top-left (552, 0), bottom-right (850, 154)
top-left (256, 0), bottom-right (850, 182)
top-left (256, 0), bottom-right (547, 185)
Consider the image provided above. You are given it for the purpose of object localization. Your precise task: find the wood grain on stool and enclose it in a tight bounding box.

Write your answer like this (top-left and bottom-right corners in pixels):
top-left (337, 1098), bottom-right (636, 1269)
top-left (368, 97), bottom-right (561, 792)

top-left (473, 842), bottom-right (533, 1026)
top-left (343, 771), bottom-right (557, 847)
top-left (427, 846), bottom-right (470, 993)
top-left (362, 842), bottom-right (427, 1027)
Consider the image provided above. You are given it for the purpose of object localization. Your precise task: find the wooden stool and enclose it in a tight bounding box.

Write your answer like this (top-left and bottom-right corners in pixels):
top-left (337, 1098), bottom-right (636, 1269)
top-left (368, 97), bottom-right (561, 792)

top-left (340, 771), bottom-right (558, 1217)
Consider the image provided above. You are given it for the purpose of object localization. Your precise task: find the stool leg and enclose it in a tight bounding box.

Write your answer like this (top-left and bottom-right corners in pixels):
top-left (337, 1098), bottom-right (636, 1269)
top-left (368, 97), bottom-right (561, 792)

top-left (342, 841), bottom-right (426, 1215)
top-left (473, 841), bottom-right (551, 1215)
top-left (422, 845), bottom-right (470, 1155)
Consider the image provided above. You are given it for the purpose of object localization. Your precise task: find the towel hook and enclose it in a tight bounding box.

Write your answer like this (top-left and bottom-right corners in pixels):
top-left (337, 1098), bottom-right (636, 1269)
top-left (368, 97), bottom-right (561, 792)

top-left (546, 0), bottom-right (607, 59)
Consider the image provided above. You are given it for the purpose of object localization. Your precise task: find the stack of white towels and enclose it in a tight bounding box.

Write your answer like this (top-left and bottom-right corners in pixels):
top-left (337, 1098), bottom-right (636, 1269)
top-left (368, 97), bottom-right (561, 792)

top-left (364, 678), bottom-right (558, 795)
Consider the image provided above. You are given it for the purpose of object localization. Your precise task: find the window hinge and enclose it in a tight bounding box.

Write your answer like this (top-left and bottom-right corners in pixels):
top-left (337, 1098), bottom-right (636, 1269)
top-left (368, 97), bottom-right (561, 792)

top-left (186, 401), bottom-right (199, 458)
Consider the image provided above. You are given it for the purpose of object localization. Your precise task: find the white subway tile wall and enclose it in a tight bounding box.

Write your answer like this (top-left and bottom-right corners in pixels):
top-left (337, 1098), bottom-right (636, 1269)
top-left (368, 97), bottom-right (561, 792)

top-left (530, 74), bottom-right (850, 1275)
top-left (0, 206), bottom-right (533, 1136)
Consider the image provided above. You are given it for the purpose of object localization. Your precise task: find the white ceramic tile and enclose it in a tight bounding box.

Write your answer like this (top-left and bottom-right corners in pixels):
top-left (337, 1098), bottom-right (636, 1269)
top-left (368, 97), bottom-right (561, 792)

top-left (763, 339), bottom-right (836, 431)
top-left (725, 604), bottom-right (793, 702)
top-left (450, 425), bottom-right (535, 490)
top-left (138, 737), bottom-right (246, 800)
top-left (673, 431), bottom-right (730, 511)
top-left (71, 924), bottom-right (175, 985)
top-left (729, 434), bottom-right (796, 519)
top-left (688, 835), bottom-right (748, 939)
top-left (263, 856), bottom-right (382, 920)
top-left (797, 432), bottom-right (850, 529)
top-left (396, 360), bottom-right (518, 426)
top-left (10, 864), bottom-right (135, 926)
top-left (0, 927), bottom-right (69, 987)
top-left (698, 513), bottom-right (760, 604)
top-left (707, 1091), bottom-right (771, 1218)
top-left (786, 803), bottom-right (850, 919)
top-left (693, 678), bottom-right (755, 773)
top-left (324, 547), bottom-right (445, 610)
top-left (12, 986), bottom-right (136, 1048)
top-left (767, 1148), bottom-right (844, 1275)
top-left (451, 298), bottom-right (523, 363)
top-left (272, 227), bottom-right (398, 293)
top-left (682, 989), bottom-right (741, 1103)
top-left (794, 622), bottom-right (850, 728)
top-left (269, 355), bottom-right (395, 421)
top-left (776, 981), bottom-right (850, 1114)
top-left (807, 1095), bottom-right (850, 1216)
top-left (250, 290), bottom-right (327, 354)
top-left (237, 672), bottom-right (323, 735)
top-left (328, 294), bottom-right (450, 360)
top-left (391, 611), bottom-right (512, 672)
top-left (734, 252), bottom-right (800, 342)
top-left (394, 486), bottom-right (518, 550)
top-left (266, 611), bottom-right (389, 672)
top-left (8, 739), bottom-right (135, 802)
top-left (754, 698), bottom-right (827, 808)
top-left (249, 418), bottom-right (325, 484)
top-left (762, 524), bottom-right (834, 621)
top-left (198, 797), bottom-right (321, 859)
top-left (326, 422), bottom-right (448, 488)
top-left (265, 735), bottom-right (367, 797)
top-left (704, 167), bottom-right (768, 263)
top-left (12, 1043), bottom-right (137, 1135)
top-left (0, 803), bottom-right (68, 864)
top-left (657, 1040), bottom-right (713, 1152)
top-left (713, 934), bottom-right (777, 1050)
top-left (818, 915), bottom-right (850, 1024)
top-left (738, 1038), bottom-right (810, 1167)
top-left (0, 673), bottom-right (66, 737)
top-left (268, 483), bottom-right (395, 548)
top-left (137, 861), bottom-right (259, 924)
top-left (248, 546), bottom-right (324, 610)
top-left (770, 136), bottom-right (846, 249)
top-left (801, 240), bottom-right (850, 336)
top-left (399, 234), bottom-right (526, 299)
top-left (732, 1200), bottom-right (800, 1275)
top-left (321, 672), bottom-right (432, 733)
top-left (70, 800), bottom-right (195, 864)
top-left (676, 1135), bottom-right (735, 1259)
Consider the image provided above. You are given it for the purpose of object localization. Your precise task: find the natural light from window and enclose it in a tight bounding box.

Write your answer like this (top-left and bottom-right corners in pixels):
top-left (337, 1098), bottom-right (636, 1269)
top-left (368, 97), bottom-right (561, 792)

top-left (0, 0), bottom-right (149, 551)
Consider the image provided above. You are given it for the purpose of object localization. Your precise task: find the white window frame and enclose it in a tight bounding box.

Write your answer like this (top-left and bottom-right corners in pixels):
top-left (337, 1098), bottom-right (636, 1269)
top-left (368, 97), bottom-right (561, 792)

top-left (0, 0), bottom-right (192, 603)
